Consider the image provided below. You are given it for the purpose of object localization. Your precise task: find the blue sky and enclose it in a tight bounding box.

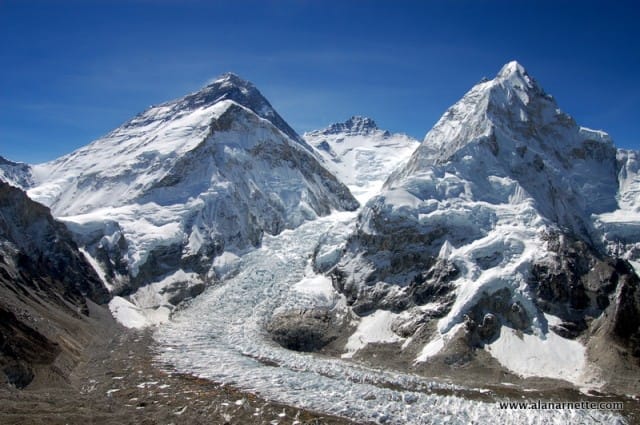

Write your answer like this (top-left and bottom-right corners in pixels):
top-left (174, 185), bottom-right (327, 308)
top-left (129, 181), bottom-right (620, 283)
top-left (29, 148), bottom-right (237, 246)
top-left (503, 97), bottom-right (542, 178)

top-left (1, 0), bottom-right (639, 163)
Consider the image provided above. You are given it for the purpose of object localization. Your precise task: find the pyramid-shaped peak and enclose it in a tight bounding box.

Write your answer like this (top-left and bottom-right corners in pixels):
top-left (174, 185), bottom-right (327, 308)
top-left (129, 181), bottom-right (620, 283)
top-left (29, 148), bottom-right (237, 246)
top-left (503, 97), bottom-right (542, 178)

top-left (492, 60), bottom-right (540, 92)
top-left (182, 72), bottom-right (260, 105)
top-left (209, 72), bottom-right (254, 89)
top-left (168, 72), bottom-right (305, 145)
top-left (497, 60), bottom-right (527, 78)
top-left (406, 60), bottom-right (587, 172)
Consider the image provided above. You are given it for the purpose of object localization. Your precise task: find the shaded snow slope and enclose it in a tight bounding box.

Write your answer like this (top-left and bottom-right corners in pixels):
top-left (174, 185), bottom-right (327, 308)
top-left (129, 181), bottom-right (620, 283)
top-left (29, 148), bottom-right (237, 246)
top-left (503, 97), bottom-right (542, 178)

top-left (595, 149), bottom-right (640, 268)
top-left (24, 73), bottom-right (357, 317)
top-left (305, 116), bottom-right (419, 203)
top-left (327, 61), bottom-right (640, 386)
top-left (0, 156), bottom-right (33, 190)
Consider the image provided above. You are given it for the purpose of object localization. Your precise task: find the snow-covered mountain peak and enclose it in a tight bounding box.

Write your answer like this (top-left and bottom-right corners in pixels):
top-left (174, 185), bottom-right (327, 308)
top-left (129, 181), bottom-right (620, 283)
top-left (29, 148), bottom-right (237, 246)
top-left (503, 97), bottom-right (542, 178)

top-left (305, 118), bottom-right (418, 203)
top-left (326, 62), bottom-right (640, 387)
top-left (172, 72), bottom-right (304, 145)
top-left (495, 60), bottom-right (536, 88)
top-left (488, 60), bottom-right (549, 111)
top-left (213, 71), bottom-right (249, 86)
top-left (199, 72), bottom-right (260, 103)
top-left (308, 116), bottom-right (384, 138)
top-left (404, 61), bottom-right (612, 173)
top-left (23, 73), bottom-right (358, 303)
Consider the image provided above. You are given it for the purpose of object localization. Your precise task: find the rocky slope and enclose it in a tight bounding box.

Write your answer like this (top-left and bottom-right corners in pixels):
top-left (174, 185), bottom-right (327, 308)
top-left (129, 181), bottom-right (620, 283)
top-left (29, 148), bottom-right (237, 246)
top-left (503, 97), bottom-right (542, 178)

top-left (10, 73), bottom-right (358, 325)
top-left (320, 61), bottom-right (640, 392)
top-left (0, 181), bottom-right (108, 388)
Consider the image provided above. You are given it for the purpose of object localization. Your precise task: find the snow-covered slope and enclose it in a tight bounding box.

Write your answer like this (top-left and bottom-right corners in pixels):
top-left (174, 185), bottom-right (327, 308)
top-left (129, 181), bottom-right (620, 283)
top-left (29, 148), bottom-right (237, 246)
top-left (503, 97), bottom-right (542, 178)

top-left (324, 61), bottom-right (640, 389)
top-left (23, 73), bottom-right (358, 323)
top-left (304, 116), bottom-right (419, 203)
top-left (0, 156), bottom-right (33, 190)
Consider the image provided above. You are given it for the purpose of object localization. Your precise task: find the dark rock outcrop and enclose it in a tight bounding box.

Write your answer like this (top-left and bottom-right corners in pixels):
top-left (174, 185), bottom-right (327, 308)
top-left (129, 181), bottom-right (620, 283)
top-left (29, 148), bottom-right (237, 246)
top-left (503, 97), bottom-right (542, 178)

top-left (0, 182), bottom-right (109, 388)
top-left (529, 232), bottom-right (639, 356)
top-left (267, 308), bottom-right (343, 352)
top-left (0, 183), bottom-right (108, 305)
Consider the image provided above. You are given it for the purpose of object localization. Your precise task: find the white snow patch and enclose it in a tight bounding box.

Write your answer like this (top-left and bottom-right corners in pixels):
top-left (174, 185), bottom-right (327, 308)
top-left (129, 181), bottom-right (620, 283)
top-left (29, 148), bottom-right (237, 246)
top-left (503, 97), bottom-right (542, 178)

top-left (629, 260), bottom-right (640, 275)
top-left (79, 248), bottom-right (112, 292)
top-left (342, 310), bottom-right (402, 358)
top-left (415, 336), bottom-right (444, 362)
top-left (109, 296), bottom-right (150, 329)
top-left (108, 269), bottom-right (203, 328)
top-left (212, 251), bottom-right (242, 278)
top-left (415, 323), bottom-right (464, 363)
top-left (485, 326), bottom-right (586, 383)
top-left (293, 274), bottom-right (334, 304)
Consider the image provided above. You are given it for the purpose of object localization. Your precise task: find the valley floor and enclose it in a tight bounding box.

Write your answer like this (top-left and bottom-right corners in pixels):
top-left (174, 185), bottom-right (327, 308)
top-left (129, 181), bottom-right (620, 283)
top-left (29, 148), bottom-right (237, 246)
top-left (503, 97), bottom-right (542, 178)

top-left (0, 303), bottom-right (355, 425)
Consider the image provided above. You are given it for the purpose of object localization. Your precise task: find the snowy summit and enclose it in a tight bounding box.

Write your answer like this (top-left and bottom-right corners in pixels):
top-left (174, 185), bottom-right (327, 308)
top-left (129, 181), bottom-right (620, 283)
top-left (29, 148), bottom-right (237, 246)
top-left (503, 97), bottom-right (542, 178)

top-left (326, 61), bottom-right (640, 390)
top-left (305, 116), bottom-right (419, 203)
top-left (4, 72), bottom-right (358, 326)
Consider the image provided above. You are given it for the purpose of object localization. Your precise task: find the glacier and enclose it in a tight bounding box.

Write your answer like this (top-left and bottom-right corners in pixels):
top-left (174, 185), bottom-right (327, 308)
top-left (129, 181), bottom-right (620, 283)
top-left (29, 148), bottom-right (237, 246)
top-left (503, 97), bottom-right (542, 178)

top-left (156, 212), bottom-right (624, 424)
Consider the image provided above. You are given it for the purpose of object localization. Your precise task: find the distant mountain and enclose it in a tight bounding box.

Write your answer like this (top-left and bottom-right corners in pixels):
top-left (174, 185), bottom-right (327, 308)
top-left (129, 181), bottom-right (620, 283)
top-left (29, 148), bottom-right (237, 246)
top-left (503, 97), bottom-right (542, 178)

top-left (14, 73), bottom-right (358, 324)
top-left (0, 182), bottom-right (108, 388)
top-left (321, 61), bottom-right (640, 391)
top-left (305, 116), bottom-right (419, 203)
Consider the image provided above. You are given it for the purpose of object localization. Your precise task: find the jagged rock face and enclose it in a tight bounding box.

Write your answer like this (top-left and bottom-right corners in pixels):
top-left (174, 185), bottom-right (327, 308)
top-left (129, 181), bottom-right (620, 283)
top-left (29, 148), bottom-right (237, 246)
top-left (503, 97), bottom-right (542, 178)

top-left (0, 182), bottom-right (107, 388)
top-left (332, 252), bottom-right (458, 316)
top-left (325, 61), bottom-right (640, 382)
top-left (0, 183), bottom-right (108, 305)
top-left (595, 149), bottom-right (640, 265)
top-left (610, 273), bottom-right (640, 357)
top-left (310, 116), bottom-right (382, 137)
top-left (528, 232), bottom-right (639, 358)
top-left (24, 74), bottom-right (358, 298)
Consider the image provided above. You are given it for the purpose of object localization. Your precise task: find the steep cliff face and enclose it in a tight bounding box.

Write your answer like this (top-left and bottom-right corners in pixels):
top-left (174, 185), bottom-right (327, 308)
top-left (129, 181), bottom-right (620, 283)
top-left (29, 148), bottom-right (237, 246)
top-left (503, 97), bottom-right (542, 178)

top-left (323, 62), bottom-right (640, 387)
top-left (0, 182), bottom-right (108, 388)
